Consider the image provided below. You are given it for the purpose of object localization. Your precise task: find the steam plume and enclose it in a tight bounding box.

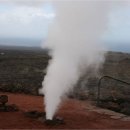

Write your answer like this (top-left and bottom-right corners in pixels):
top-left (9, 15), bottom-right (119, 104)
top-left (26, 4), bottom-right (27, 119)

top-left (40, 1), bottom-right (112, 120)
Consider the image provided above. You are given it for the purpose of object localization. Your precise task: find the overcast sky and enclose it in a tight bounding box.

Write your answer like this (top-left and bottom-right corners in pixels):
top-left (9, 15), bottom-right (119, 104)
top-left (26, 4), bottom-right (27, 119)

top-left (0, 1), bottom-right (55, 39)
top-left (0, 1), bottom-right (130, 52)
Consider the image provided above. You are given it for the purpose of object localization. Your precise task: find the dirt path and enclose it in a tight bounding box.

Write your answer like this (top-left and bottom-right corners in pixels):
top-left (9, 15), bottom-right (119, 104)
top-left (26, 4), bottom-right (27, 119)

top-left (0, 92), bottom-right (130, 129)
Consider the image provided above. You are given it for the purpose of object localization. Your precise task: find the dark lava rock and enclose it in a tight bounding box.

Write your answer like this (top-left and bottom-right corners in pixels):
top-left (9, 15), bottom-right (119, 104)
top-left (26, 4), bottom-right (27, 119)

top-left (0, 95), bottom-right (8, 105)
top-left (121, 108), bottom-right (130, 115)
top-left (44, 117), bottom-right (64, 125)
top-left (25, 110), bottom-right (64, 125)
top-left (6, 104), bottom-right (19, 111)
top-left (99, 97), bottom-right (130, 116)
top-left (120, 102), bottom-right (130, 108)
top-left (108, 102), bottom-right (121, 112)
top-left (120, 102), bottom-right (130, 115)
top-left (0, 104), bottom-right (19, 112)
top-left (25, 111), bottom-right (46, 118)
top-left (99, 101), bottom-right (121, 112)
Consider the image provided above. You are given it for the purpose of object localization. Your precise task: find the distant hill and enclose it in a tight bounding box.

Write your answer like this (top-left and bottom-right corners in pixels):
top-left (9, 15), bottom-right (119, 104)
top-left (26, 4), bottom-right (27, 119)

top-left (0, 45), bottom-right (41, 51)
top-left (0, 37), bottom-right (42, 47)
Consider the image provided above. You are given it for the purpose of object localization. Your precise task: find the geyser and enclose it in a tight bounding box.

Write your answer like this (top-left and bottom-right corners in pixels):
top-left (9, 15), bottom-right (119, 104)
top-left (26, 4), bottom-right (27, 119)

top-left (40, 1), bottom-right (115, 120)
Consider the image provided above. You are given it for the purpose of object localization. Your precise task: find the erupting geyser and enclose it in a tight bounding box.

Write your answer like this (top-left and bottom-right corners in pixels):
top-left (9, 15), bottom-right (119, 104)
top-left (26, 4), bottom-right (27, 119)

top-left (39, 1), bottom-right (128, 120)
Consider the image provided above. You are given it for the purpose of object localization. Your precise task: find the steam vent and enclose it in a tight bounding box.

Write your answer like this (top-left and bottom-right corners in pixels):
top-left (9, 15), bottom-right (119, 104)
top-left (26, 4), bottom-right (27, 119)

top-left (25, 110), bottom-right (64, 125)
top-left (0, 95), bottom-right (19, 112)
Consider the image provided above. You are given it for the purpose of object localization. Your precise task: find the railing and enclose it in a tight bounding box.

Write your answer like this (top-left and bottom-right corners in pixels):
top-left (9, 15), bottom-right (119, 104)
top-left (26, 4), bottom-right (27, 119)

top-left (97, 76), bottom-right (130, 106)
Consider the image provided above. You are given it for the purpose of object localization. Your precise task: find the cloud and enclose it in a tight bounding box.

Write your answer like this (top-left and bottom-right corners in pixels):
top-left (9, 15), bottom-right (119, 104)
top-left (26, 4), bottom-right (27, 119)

top-left (0, 2), bottom-right (55, 24)
top-left (0, 2), bottom-right (55, 39)
top-left (0, 0), bottom-right (46, 7)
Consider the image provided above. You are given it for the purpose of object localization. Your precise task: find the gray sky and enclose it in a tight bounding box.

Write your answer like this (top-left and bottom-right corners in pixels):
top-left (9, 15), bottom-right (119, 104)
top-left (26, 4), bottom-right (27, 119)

top-left (0, 1), bottom-right (55, 39)
top-left (0, 1), bottom-right (130, 52)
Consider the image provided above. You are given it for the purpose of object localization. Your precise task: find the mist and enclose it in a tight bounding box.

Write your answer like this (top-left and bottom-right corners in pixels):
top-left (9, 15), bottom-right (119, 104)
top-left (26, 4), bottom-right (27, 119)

top-left (40, 1), bottom-right (121, 120)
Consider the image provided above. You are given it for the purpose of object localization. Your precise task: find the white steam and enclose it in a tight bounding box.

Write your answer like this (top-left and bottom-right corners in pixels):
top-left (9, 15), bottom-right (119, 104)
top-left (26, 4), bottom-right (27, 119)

top-left (40, 1), bottom-right (122, 120)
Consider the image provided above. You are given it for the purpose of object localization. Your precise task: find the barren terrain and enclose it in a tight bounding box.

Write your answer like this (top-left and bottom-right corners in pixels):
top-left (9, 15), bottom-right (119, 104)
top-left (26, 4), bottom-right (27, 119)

top-left (0, 92), bottom-right (130, 129)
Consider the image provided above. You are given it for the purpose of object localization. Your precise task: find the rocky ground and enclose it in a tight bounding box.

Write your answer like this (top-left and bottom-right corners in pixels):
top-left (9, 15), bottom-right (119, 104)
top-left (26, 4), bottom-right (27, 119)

top-left (0, 92), bottom-right (130, 129)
